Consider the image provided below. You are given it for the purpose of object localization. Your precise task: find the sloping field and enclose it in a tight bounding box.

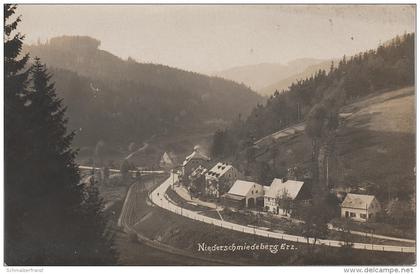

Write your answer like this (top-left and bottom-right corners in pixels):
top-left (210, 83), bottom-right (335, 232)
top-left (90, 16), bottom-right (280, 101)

top-left (342, 86), bottom-right (415, 134)
top-left (254, 86), bottom-right (415, 200)
top-left (335, 86), bottom-right (415, 197)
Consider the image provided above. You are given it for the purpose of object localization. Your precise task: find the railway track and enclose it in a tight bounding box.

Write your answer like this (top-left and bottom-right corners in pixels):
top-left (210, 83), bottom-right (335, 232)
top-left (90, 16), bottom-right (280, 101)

top-left (117, 180), bottom-right (239, 265)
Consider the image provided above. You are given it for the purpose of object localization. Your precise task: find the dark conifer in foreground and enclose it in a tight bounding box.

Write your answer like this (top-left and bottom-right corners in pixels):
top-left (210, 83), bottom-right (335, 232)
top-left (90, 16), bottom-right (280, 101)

top-left (4, 5), bottom-right (117, 265)
top-left (20, 57), bottom-right (84, 265)
top-left (17, 56), bottom-right (117, 266)
top-left (79, 182), bottom-right (117, 264)
top-left (4, 3), bottom-right (32, 265)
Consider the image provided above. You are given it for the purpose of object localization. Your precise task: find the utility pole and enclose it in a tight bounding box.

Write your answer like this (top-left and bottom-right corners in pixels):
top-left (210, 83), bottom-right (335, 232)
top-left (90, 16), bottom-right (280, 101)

top-left (366, 204), bottom-right (368, 223)
top-left (371, 229), bottom-right (374, 250)
top-left (153, 164), bottom-right (156, 186)
top-left (172, 170), bottom-right (174, 190)
top-left (297, 103), bottom-right (299, 121)
top-left (297, 103), bottom-right (301, 121)
top-left (326, 156), bottom-right (329, 187)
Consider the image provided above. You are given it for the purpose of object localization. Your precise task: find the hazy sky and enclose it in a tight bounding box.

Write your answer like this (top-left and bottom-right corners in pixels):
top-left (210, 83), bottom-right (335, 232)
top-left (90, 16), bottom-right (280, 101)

top-left (18, 5), bottom-right (415, 73)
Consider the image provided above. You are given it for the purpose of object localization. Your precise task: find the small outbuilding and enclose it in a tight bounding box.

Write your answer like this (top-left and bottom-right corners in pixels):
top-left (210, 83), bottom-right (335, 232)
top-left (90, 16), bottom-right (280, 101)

top-left (341, 193), bottom-right (381, 222)
top-left (159, 151), bottom-right (175, 169)
top-left (221, 180), bottom-right (264, 208)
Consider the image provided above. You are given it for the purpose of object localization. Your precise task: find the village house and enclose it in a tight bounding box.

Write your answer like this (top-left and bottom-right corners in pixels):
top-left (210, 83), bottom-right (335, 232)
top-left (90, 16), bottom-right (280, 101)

top-left (340, 193), bottom-right (381, 222)
top-left (221, 180), bottom-right (264, 209)
top-left (159, 151), bottom-right (175, 170)
top-left (188, 165), bottom-right (207, 197)
top-left (182, 145), bottom-right (210, 178)
top-left (204, 162), bottom-right (241, 198)
top-left (264, 178), bottom-right (310, 215)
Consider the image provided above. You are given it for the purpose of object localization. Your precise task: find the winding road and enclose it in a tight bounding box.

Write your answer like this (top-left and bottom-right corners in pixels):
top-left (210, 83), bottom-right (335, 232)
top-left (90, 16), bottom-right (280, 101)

top-left (149, 173), bottom-right (415, 254)
top-left (117, 176), bottom-right (240, 265)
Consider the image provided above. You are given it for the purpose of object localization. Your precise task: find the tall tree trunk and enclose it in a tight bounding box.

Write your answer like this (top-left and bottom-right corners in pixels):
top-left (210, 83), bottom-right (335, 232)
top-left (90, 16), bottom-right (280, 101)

top-left (312, 138), bottom-right (325, 195)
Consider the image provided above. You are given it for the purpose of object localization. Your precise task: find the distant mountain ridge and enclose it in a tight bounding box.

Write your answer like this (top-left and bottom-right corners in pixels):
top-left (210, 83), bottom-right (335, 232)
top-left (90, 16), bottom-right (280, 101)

top-left (24, 36), bottom-right (261, 98)
top-left (23, 36), bottom-right (263, 147)
top-left (212, 58), bottom-right (329, 95)
top-left (260, 60), bottom-right (335, 96)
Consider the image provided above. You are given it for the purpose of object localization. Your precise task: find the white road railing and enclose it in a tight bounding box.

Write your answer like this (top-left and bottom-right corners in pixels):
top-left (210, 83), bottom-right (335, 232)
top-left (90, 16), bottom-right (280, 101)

top-left (149, 174), bottom-right (415, 254)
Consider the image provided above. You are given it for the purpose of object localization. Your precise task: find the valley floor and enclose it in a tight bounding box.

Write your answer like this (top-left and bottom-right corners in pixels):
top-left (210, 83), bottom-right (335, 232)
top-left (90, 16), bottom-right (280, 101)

top-left (109, 174), bottom-right (415, 265)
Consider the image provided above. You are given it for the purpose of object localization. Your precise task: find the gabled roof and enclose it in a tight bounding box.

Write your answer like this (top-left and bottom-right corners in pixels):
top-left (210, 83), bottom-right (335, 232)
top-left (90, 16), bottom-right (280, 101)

top-left (341, 193), bottom-right (376, 210)
top-left (228, 180), bottom-right (260, 197)
top-left (206, 162), bottom-right (234, 178)
top-left (183, 150), bottom-right (210, 166)
top-left (265, 178), bottom-right (304, 199)
top-left (160, 152), bottom-right (174, 166)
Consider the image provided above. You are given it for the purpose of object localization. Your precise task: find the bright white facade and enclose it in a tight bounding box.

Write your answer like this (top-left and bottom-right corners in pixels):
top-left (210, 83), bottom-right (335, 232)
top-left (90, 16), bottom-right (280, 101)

top-left (341, 193), bottom-right (381, 222)
top-left (264, 178), bottom-right (304, 215)
top-left (227, 180), bottom-right (264, 207)
top-left (205, 162), bottom-right (241, 197)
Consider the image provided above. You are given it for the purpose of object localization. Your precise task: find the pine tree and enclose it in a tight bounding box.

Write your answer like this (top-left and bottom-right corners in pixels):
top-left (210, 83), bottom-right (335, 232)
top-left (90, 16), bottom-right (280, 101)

top-left (13, 58), bottom-right (81, 264)
top-left (4, 4), bottom-right (33, 265)
top-left (78, 183), bottom-right (117, 265)
top-left (5, 5), bottom-right (117, 264)
top-left (23, 58), bottom-right (116, 265)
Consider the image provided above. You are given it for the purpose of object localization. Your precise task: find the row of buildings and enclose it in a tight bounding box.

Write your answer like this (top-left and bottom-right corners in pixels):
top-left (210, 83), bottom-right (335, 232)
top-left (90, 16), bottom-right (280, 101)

top-left (180, 146), bottom-right (381, 221)
top-left (221, 178), bottom-right (312, 215)
top-left (180, 146), bottom-right (311, 216)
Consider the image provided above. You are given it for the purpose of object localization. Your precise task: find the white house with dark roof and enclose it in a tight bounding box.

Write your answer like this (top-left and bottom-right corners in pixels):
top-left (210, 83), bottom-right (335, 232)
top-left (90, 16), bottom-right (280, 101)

top-left (182, 146), bottom-right (210, 177)
top-left (222, 180), bottom-right (264, 208)
top-left (204, 162), bottom-right (241, 197)
top-left (264, 178), bottom-right (306, 215)
top-left (341, 193), bottom-right (381, 222)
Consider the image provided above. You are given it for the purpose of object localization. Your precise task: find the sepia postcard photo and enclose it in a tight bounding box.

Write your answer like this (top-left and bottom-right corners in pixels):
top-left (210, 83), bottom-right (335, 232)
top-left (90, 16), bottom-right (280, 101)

top-left (3, 3), bottom-right (417, 268)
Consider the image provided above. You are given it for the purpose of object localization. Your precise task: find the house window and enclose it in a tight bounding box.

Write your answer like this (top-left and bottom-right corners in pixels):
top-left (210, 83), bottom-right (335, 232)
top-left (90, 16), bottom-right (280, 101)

top-left (350, 212), bottom-right (356, 217)
top-left (256, 190), bottom-right (258, 193)
top-left (251, 190), bottom-right (254, 194)
top-left (360, 214), bottom-right (367, 219)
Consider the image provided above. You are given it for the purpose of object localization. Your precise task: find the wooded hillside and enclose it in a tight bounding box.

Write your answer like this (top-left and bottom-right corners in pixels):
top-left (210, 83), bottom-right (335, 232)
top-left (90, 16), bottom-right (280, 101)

top-left (24, 36), bottom-right (263, 147)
